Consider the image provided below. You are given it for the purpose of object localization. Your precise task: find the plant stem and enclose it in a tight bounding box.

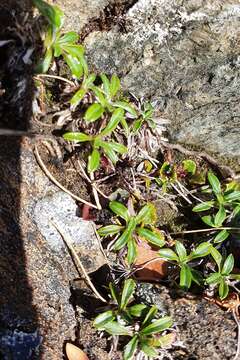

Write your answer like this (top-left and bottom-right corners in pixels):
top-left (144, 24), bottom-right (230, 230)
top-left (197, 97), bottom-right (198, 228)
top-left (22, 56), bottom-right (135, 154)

top-left (171, 227), bottom-right (240, 235)
top-left (35, 73), bottom-right (75, 86)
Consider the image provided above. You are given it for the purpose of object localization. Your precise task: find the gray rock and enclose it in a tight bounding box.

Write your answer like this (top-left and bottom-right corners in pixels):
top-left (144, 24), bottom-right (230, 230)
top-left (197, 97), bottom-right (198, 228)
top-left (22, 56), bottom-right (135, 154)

top-left (84, 0), bottom-right (240, 169)
top-left (49, 0), bottom-right (110, 33)
top-left (0, 137), bottom-right (105, 359)
top-left (34, 191), bottom-right (106, 273)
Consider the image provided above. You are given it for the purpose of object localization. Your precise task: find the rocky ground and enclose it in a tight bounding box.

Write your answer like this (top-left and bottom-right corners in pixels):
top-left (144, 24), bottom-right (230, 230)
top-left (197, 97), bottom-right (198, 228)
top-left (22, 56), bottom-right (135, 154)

top-left (0, 0), bottom-right (240, 359)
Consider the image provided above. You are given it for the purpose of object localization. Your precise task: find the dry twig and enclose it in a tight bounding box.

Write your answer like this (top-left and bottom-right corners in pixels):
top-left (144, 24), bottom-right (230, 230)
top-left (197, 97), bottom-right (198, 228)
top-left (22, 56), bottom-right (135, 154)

top-left (51, 220), bottom-right (107, 303)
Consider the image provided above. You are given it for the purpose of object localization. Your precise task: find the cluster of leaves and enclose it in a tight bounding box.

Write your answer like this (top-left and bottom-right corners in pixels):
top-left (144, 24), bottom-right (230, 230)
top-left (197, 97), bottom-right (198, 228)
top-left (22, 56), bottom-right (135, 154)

top-left (158, 241), bottom-right (240, 299)
top-left (33, 0), bottom-right (87, 76)
top-left (193, 171), bottom-right (240, 243)
top-left (34, 2), bottom-right (240, 357)
top-left (98, 201), bottom-right (165, 264)
top-left (63, 106), bottom-right (127, 173)
top-left (94, 279), bottom-right (173, 360)
top-left (142, 159), bottom-right (199, 192)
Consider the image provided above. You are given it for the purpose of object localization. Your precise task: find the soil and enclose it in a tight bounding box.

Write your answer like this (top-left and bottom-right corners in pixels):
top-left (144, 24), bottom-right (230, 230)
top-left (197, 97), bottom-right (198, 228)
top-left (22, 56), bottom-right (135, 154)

top-left (1, 1), bottom-right (240, 360)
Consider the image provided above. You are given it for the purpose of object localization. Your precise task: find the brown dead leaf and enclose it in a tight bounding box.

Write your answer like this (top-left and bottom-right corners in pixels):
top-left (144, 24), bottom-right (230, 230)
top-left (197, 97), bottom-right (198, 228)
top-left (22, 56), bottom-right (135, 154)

top-left (134, 242), bottom-right (169, 281)
top-left (66, 343), bottom-right (89, 360)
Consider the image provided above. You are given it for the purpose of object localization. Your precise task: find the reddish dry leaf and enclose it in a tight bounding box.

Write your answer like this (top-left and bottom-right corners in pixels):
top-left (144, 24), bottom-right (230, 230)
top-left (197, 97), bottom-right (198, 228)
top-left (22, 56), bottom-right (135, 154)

top-left (65, 343), bottom-right (89, 360)
top-left (134, 242), bottom-right (169, 281)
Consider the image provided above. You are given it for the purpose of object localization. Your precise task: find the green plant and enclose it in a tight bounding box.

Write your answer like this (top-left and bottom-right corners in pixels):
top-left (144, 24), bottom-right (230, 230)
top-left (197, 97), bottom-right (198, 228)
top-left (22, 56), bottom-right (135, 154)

top-left (33, 0), bottom-right (87, 77)
top-left (63, 107), bottom-right (127, 173)
top-left (132, 102), bottom-right (157, 133)
top-left (158, 241), bottom-right (212, 289)
top-left (192, 171), bottom-right (240, 243)
top-left (206, 248), bottom-right (240, 299)
top-left (93, 279), bottom-right (173, 359)
top-left (98, 201), bottom-right (165, 264)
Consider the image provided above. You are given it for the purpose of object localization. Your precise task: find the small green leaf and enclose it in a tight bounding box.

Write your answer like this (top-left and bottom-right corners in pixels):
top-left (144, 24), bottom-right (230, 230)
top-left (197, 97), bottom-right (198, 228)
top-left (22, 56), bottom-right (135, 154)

top-left (132, 119), bottom-right (143, 133)
top-left (102, 146), bottom-right (119, 164)
top-left (110, 74), bottom-right (121, 98)
top-left (83, 73), bottom-right (96, 88)
top-left (57, 31), bottom-right (79, 44)
top-left (224, 191), bottom-right (240, 202)
top-left (100, 74), bottom-right (111, 97)
top-left (208, 171), bottom-right (221, 195)
top-left (232, 204), bottom-right (240, 217)
top-left (182, 159), bottom-right (197, 175)
top-left (128, 304), bottom-right (148, 317)
top-left (192, 201), bottom-right (214, 212)
top-left (36, 47), bottom-right (53, 73)
top-left (158, 248), bottom-right (179, 262)
top-left (98, 225), bottom-right (124, 237)
top-left (63, 132), bottom-right (91, 142)
top-left (221, 254), bottom-right (234, 276)
top-left (120, 117), bottom-right (129, 134)
top-left (214, 230), bottom-right (229, 244)
top-left (141, 316), bottom-right (172, 335)
top-left (205, 272), bottom-right (222, 285)
top-left (123, 335), bottom-right (138, 360)
top-left (142, 305), bottom-right (158, 327)
top-left (175, 241), bottom-right (187, 262)
top-left (210, 246), bottom-right (222, 271)
top-left (135, 203), bottom-right (157, 225)
top-left (98, 140), bottom-right (127, 157)
top-left (102, 321), bottom-right (130, 336)
top-left (136, 228), bottom-right (165, 248)
top-left (63, 53), bottom-right (83, 79)
top-left (101, 108), bottom-right (124, 136)
top-left (191, 269), bottom-right (203, 286)
top-left (219, 279), bottom-right (229, 300)
top-left (113, 101), bottom-right (138, 118)
top-left (108, 283), bottom-right (120, 305)
top-left (107, 141), bottom-right (127, 154)
top-left (70, 88), bottom-right (86, 109)
top-left (88, 149), bottom-right (100, 173)
top-left (180, 264), bottom-right (192, 289)
top-left (85, 103), bottom-right (104, 122)
top-left (190, 242), bottom-right (212, 259)
top-left (109, 201), bottom-right (129, 222)
top-left (127, 238), bottom-right (137, 265)
top-left (90, 85), bottom-right (107, 107)
top-left (201, 215), bottom-right (215, 227)
top-left (114, 218), bottom-right (136, 250)
top-left (33, 0), bottom-right (64, 29)
top-left (140, 343), bottom-right (158, 358)
top-left (151, 333), bottom-right (175, 348)
top-left (120, 279), bottom-right (136, 310)
top-left (214, 206), bottom-right (226, 227)
top-left (93, 310), bottom-right (115, 329)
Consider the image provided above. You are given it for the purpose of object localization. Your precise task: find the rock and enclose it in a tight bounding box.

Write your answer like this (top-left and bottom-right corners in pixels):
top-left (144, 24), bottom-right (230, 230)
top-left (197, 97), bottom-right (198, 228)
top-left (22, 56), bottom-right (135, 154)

top-left (84, 0), bottom-right (240, 169)
top-left (49, 0), bottom-right (110, 33)
top-left (0, 137), bottom-right (106, 359)
top-left (34, 191), bottom-right (106, 274)
top-left (135, 283), bottom-right (237, 359)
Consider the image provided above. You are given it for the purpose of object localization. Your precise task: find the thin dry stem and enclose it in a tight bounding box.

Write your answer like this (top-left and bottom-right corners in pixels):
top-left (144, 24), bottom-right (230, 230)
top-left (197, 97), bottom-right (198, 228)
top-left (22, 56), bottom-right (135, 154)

top-left (90, 172), bottom-right (102, 210)
top-left (171, 227), bottom-right (240, 235)
top-left (35, 73), bottom-right (75, 86)
top-left (51, 221), bottom-right (107, 303)
top-left (34, 143), bottom-right (98, 209)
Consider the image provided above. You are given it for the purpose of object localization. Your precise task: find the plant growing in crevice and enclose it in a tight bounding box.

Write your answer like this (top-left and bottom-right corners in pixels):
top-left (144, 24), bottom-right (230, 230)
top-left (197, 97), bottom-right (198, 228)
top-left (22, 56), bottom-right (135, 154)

top-left (63, 107), bottom-right (127, 173)
top-left (98, 201), bottom-right (165, 264)
top-left (205, 247), bottom-right (240, 299)
top-left (193, 171), bottom-right (240, 243)
top-left (158, 241), bottom-right (212, 289)
top-left (94, 279), bottom-right (174, 360)
top-left (33, 0), bottom-right (87, 77)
